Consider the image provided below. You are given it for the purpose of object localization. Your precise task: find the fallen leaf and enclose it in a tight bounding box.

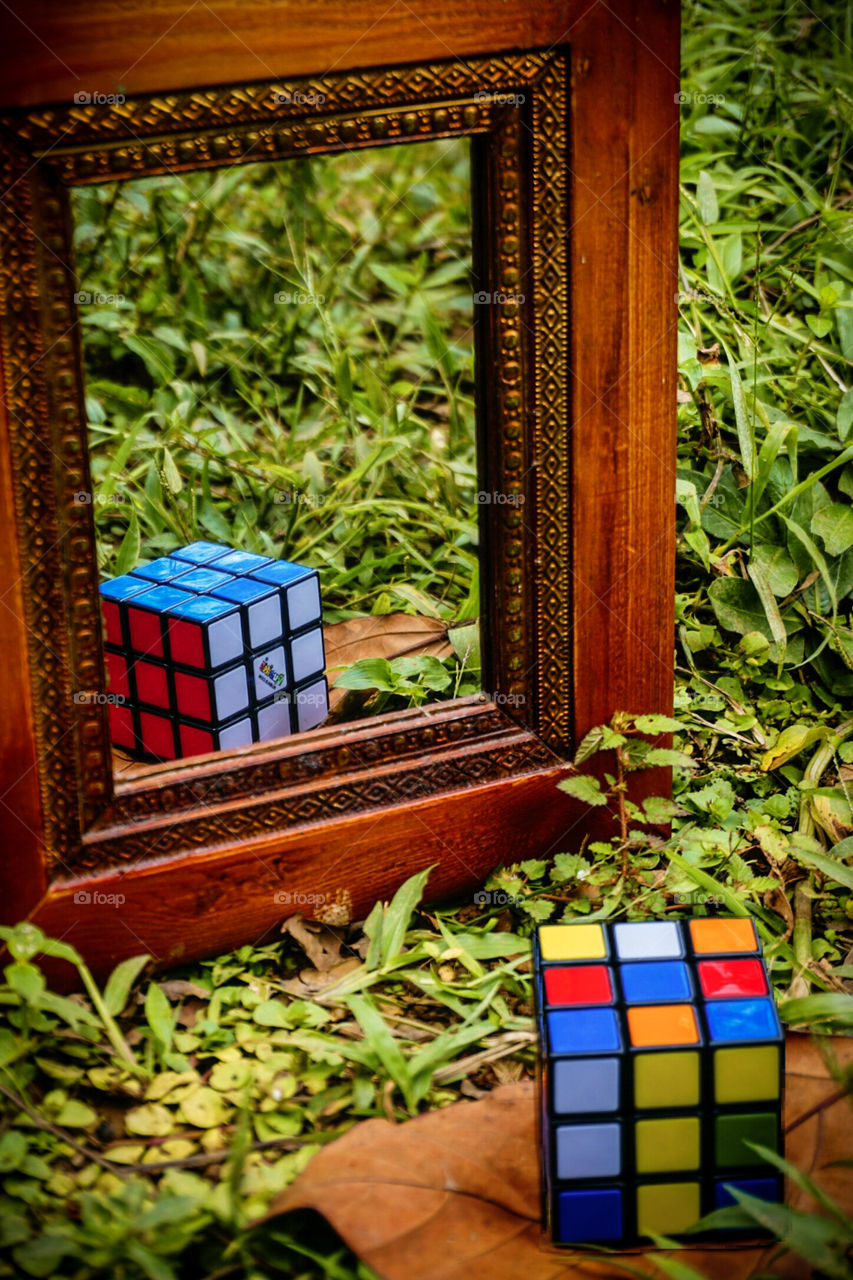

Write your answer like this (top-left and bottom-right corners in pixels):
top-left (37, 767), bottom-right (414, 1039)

top-left (154, 979), bottom-right (209, 1001)
top-left (280, 915), bottom-right (349, 973)
top-left (277, 957), bottom-right (363, 998)
top-left (323, 614), bottom-right (452, 711)
top-left (262, 1033), bottom-right (853, 1280)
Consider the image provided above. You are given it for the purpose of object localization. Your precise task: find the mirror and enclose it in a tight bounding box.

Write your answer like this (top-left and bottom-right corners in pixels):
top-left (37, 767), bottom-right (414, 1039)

top-left (72, 140), bottom-right (483, 772)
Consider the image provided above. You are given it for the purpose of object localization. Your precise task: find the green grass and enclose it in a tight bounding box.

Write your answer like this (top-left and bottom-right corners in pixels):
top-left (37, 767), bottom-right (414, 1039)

top-left (2, 1), bottom-right (853, 1276)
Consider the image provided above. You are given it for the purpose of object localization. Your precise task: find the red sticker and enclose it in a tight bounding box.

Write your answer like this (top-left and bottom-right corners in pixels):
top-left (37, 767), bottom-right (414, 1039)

top-left (698, 958), bottom-right (768, 999)
top-left (544, 965), bottom-right (613, 1006)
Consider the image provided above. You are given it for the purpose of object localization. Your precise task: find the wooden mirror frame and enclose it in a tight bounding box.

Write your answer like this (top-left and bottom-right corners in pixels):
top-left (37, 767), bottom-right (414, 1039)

top-left (0, 0), bottom-right (679, 975)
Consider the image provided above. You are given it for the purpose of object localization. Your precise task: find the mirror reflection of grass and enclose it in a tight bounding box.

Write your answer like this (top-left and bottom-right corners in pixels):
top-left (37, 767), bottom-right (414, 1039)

top-left (73, 140), bottom-right (478, 634)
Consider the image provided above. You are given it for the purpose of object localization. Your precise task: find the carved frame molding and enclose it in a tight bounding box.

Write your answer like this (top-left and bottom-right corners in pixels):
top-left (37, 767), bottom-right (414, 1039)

top-left (0, 49), bottom-right (570, 879)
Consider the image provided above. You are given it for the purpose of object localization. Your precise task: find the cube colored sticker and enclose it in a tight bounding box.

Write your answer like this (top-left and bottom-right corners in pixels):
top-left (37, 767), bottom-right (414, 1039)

top-left (130, 556), bottom-right (192, 583)
top-left (290, 676), bottom-right (329, 733)
top-left (533, 919), bottom-right (783, 1248)
top-left (170, 541), bottom-right (229, 565)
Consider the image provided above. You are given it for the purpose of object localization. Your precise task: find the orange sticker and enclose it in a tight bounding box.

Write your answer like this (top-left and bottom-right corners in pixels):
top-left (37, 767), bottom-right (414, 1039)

top-left (627, 1004), bottom-right (700, 1047)
top-left (689, 918), bottom-right (757, 955)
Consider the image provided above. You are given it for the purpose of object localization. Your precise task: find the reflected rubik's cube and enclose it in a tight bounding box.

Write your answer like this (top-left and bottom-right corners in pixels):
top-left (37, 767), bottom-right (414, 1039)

top-left (100, 542), bottom-right (328, 761)
top-left (533, 917), bottom-right (783, 1247)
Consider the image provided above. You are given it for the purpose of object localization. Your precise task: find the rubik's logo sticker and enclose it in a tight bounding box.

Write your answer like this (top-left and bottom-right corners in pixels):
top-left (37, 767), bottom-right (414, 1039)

top-left (258, 657), bottom-right (286, 690)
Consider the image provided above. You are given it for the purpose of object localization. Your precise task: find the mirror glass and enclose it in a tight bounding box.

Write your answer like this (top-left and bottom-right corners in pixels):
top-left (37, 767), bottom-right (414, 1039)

top-left (71, 140), bottom-right (482, 773)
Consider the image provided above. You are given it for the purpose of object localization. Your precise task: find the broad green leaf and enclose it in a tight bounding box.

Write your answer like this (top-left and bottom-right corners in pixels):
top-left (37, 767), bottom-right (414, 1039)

top-left (760, 723), bottom-right (824, 770)
top-left (632, 715), bottom-right (684, 734)
top-left (5, 962), bottom-right (45, 1003)
top-left (751, 543), bottom-right (798, 597)
top-left (573, 726), bottom-right (606, 765)
top-left (125, 1102), bottom-right (175, 1136)
top-left (145, 981), bottom-right (175, 1054)
top-left (557, 775), bottom-right (608, 806)
top-left (0, 1131), bottom-right (27, 1173)
top-left (708, 577), bottom-right (766, 636)
top-left (253, 1000), bottom-right (290, 1027)
top-left (812, 503), bottom-right (853, 556)
top-left (54, 1099), bottom-right (97, 1129)
top-left (103, 953), bottom-right (151, 1016)
top-left (178, 1087), bottom-right (229, 1128)
top-left (334, 658), bottom-right (397, 692)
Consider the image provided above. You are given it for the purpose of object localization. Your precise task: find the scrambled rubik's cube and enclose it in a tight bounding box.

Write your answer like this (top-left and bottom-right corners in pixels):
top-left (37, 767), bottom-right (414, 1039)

top-left (533, 917), bottom-right (783, 1247)
top-left (100, 542), bottom-right (328, 761)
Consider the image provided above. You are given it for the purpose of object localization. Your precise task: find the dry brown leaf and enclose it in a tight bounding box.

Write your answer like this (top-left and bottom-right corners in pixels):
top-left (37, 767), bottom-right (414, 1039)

top-left (277, 957), bottom-right (363, 998)
top-left (280, 915), bottom-right (349, 972)
top-left (262, 1033), bottom-right (853, 1280)
top-left (154, 979), bottom-right (209, 1001)
top-left (323, 614), bottom-right (452, 711)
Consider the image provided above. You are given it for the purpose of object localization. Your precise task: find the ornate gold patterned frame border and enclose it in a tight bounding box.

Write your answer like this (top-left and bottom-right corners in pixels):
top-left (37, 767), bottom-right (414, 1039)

top-left (0, 51), bottom-right (570, 880)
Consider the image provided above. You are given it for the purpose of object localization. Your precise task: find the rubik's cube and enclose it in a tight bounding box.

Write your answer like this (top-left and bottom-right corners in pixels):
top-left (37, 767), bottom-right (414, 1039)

top-left (533, 917), bottom-right (783, 1247)
top-left (99, 541), bottom-right (328, 761)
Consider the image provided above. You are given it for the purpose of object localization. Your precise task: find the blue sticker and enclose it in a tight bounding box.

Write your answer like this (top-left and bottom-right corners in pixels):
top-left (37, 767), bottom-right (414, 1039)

top-left (620, 961), bottom-right (692, 1003)
top-left (130, 557), bottom-right (190, 583)
top-left (705, 999), bottom-right (780, 1043)
top-left (130, 585), bottom-right (195, 612)
top-left (168, 595), bottom-right (238, 622)
top-left (714, 1178), bottom-right (780, 1210)
top-left (213, 550), bottom-right (272, 574)
top-left (99, 575), bottom-right (150, 601)
top-left (171, 541), bottom-right (229, 564)
top-left (557, 1188), bottom-right (623, 1243)
top-left (547, 1007), bottom-right (622, 1055)
top-left (172, 568), bottom-right (233, 593)
top-left (211, 577), bottom-right (276, 604)
top-left (251, 560), bottom-right (314, 586)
